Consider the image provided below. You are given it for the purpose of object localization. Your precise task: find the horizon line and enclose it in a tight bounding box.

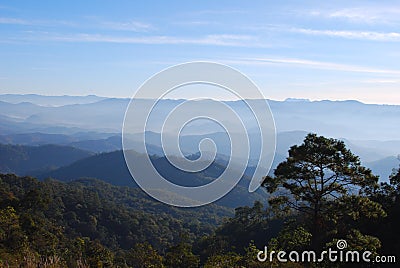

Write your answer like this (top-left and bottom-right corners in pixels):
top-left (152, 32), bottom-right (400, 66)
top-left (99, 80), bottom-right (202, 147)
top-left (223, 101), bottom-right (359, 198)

top-left (1, 93), bottom-right (399, 106)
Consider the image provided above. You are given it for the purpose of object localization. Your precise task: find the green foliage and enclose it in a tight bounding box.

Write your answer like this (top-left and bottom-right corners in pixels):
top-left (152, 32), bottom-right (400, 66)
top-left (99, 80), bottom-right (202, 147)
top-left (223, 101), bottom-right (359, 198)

top-left (262, 133), bottom-right (384, 249)
top-left (0, 206), bottom-right (27, 252)
top-left (328, 229), bottom-right (381, 254)
top-left (216, 201), bottom-right (269, 249)
top-left (0, 174), bottom-right (230, 266)
top-left (364, 165), bottom-right (400, 256)
top-left (0, 136), bottom-right (398, 267)
top-left (195, 201), bottom-right (282, 258)
top-left (272, 225), bottom-right (312, 251)
top-left (81, 239), bottom-right (114, 268)
top-left (204, 252), bottom-right (242, 268)
top-left (164, 240), bottom-right (199, 268)
top-left (124, 242), bottom-right (164, 268)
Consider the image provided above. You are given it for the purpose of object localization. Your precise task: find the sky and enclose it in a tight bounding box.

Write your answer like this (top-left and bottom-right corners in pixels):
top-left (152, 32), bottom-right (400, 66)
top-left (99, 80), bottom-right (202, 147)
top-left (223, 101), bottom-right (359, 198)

top-left (0, 0), bottom-right (400, 104)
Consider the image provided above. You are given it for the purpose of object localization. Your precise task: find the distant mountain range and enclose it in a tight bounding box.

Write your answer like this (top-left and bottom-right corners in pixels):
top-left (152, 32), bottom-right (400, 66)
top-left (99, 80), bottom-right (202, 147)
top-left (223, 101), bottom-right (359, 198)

top-left (1, 94), bottom-right (399, 140)
top-left (0, 131), bottom-right (397, 186)
top-left (0, 94), bottom-right (107, 106)
top-left (0, 94), bottom-right (398, 185)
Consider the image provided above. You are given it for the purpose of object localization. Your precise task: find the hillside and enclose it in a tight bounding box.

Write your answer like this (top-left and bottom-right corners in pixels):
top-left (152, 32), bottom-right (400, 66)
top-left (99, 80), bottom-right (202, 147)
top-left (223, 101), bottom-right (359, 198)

top-left (0, 143), bottom-right (93, 175)
top-left (38, 150), bottom-right (268, 208)
top-left (0, 173), bottom-right (233, 266)
top-left (366, 156), bottom-right (400, 181)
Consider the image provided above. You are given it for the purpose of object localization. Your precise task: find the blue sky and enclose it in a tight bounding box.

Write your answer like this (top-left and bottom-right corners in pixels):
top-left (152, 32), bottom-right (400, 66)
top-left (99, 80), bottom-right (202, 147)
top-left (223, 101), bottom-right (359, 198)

top-left (0, 0), bottom-right (400, 104)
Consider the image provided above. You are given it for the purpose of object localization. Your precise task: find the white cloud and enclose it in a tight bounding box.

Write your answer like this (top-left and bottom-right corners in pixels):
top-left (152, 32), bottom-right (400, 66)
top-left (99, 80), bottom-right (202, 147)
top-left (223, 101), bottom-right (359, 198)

top-left (25, 32), bottom-right (259, 47)
top-left (172, 20), bottom-right (219, 27)
top-left (0, 17), bottom-right (30, 25)
top-left (0, 16), bottom-right (154, 32)
top-left (308, 7), bottom-right (400, 24)
top-left (223, 57), bottom-right (400, 75)
top-left (101, 20), bottom-right (155, 32)
top-left (328, 8), bottom-right (378, 22)
top-left (0, 17), bottom-right (78, 27)
top-left (191, 9), bottom-right (247, 15)
top-left (362, 79), bottom-right (400, 84)
top-left (291, 28), bottom-right (400, 41)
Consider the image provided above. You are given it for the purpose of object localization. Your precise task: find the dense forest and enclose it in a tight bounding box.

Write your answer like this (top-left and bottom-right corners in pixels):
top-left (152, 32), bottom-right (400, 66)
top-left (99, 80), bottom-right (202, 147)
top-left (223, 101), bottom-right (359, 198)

top-left (0, 134), bottom-right (399, 267)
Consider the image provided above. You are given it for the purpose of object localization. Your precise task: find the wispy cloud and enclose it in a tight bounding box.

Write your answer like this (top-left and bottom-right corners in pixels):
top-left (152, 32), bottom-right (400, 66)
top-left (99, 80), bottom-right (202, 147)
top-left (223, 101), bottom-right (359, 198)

top-left (31, 67), bottom-right (50, 71)
top-left (0, 5), bottom-right (19, 11)
top-left (22, 32), bottom-right (259, 47)
top-left (223, 57), bottom-right (400, 75)
top-left (101, 20), bottom-right (155, 32)
top-left (172, 20), bottom-right (219, 27)
top-left (0, 17), bottom-right (31, 25)
top-left (291, 28), bottom-right (400, 41)
top-left (308, 7), bottom-right (400, 24)
top-left (328, 8), bottom-right (379, 22)
top-left (192, 9), bottom-right (247, 15)
top-left (362, 79), bottom-right (400, 84)
top-left (0, 17), bottom-right (78, 27)
top-left (0, 16), bottom-right (153, 32)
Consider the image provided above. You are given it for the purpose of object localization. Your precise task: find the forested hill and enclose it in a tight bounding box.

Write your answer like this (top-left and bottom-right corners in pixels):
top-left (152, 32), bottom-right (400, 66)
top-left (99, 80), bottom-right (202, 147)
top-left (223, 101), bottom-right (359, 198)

top-left (0, 143), bottom-right (92, 175)
top-left (0, 174), bottom-right (232, 266)
top-left (37, 150), bottom-right (268, 208)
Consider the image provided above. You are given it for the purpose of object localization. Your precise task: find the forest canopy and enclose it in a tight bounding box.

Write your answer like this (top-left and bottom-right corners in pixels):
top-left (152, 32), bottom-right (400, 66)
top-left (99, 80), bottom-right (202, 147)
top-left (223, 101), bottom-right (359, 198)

top-left (0, 134), bottom-right (399, 267)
